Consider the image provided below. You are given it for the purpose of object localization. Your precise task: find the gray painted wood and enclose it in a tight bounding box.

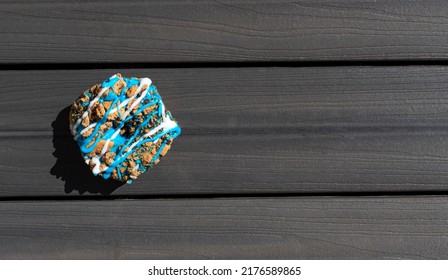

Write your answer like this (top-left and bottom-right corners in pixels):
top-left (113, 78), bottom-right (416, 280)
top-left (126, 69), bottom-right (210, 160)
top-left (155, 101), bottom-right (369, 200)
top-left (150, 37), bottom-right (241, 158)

top-left (0, 196), bottom-right (446, 259)
top-left (2, 66), bottom-right (448, 196)
top-left (4, 129), bottom-right (448, 196)
top-left (2, 0), bottom-right (448, 63)
top-left (2, 0), bottom-right (446, 262)
top-left (4, 66), bottom-right (448, 133)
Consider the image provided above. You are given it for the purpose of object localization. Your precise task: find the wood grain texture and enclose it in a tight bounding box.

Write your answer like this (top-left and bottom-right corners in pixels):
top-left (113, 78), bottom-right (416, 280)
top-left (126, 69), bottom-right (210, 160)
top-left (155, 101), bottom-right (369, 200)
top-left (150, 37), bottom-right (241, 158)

top-left (3, 66), bottom-right (448, 133)
top-left (2, 67), bottom-right (448, 196)
top-left (4, 130), bottom-right (448, 196)
top-left (0, 196), bottom-right (447, 259)
top-left (2, 0), bottom-right (448, 63)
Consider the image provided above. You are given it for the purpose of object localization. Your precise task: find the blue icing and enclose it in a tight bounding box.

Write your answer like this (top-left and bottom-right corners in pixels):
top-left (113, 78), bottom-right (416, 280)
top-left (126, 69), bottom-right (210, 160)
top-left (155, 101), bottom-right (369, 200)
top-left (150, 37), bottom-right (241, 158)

top-left (103, 91), bottom-right (117, 101)
top-left (73, 74), bottom-right (181, 183)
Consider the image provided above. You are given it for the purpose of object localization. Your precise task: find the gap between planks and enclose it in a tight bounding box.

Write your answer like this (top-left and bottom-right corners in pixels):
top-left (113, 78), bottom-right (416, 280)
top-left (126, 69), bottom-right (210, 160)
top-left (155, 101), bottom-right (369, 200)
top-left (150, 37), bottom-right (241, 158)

top-left (0, 192), bottom-right (448, 203)
top-left (2, 60), bottom-right (448, 71)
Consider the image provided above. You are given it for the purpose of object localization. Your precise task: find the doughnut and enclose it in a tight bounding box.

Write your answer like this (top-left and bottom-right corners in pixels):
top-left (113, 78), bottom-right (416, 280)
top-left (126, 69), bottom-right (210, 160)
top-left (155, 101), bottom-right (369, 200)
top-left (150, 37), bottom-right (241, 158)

top-left (69, 73), bottom-right (181, 183)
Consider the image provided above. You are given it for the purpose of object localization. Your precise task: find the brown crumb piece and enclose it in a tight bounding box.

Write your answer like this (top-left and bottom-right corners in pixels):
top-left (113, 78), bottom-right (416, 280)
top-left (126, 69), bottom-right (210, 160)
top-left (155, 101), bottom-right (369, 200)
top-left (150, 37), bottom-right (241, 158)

top-left (126, 85), bottom-right (138, 98)
top-left (103, 101), bottom-right (112, 111)
top-left (79, 93), bottom-right (90, 103)
top-left (154, 138), bottom-right (162, 149)
top-left (89, 160), bottom-right (96, 170)
top-left (107, 111), bottom-right (118, 121)
top-left (128, 159), bottom-right (136, 169)
top-left (129, 169), bottom-right (141, 179)
top-left (92, 102), bottom-right (106, 119)
top-left (100, 163), bottom-right (107, 171)
top-left (132, 153), bottom-right (139, 161)
top-left (113, 77), bottom-right (127, 95)
top-left (81, 127), bottom-right (94, 138)
top-left (111, 169), bottom-right (119, 180)
top-left (150, 144), bottom-right (157, 155)
top-left (107, 107), bottom-right (125, 121)
top-left (118, 108), bottom-right (125, 118)
top-left (160, 143), bottom-right (171, 157)
top-left (131, 104), bottom-right (140, 114)
top-left (99, 121), bottom-right (112, 133)
top-left (143, 105), bottom-right (157, 115)
top-left (85, 137), bottom-right (96, 149)
top-left (88, 140), bottom-right (114, 157)
top-left (90, 84), bottom-right (102, 96)
top-left (81, 115), bottom-right (90, 127)
top-left (102, 152), bottom-right (116, 165)
top-left (142, 153), bottom-right (153, 164)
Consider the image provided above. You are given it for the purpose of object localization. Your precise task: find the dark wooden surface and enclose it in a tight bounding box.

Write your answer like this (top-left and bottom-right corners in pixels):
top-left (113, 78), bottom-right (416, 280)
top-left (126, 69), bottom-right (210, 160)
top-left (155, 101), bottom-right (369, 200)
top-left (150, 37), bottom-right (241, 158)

top-left (1, 196), bottom-right (447, 259)
top-left (0, 0), bottom-right (447, 259)
top-left (2, 0), bottom-right (448, 63)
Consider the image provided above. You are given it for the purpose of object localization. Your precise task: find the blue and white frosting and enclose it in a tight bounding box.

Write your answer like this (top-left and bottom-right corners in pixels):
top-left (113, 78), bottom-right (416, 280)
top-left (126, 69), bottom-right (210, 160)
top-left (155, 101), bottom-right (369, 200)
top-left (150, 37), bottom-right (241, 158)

top-left (70, 74), bottom-right (181, 183)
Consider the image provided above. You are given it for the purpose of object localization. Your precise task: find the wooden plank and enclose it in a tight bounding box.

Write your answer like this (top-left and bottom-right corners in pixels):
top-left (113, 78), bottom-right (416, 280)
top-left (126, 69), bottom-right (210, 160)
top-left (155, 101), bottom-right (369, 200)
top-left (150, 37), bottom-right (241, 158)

top-left (2, 0), bottom-right (448, 63)
top-left (3, 66), bottom-right (448, 196)
top-left (5, 129), bottom-right (448, 196)
top-left (0, 196), bottom-right (446, 259)
top-left (3, 66), bottom-right (448, 133)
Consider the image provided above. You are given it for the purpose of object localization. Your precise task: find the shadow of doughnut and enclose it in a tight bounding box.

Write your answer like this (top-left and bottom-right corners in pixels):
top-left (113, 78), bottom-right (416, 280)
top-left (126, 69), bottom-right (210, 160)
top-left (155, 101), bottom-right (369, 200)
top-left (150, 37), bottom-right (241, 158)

top-left (50, 105), bottom-right (124, 195)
